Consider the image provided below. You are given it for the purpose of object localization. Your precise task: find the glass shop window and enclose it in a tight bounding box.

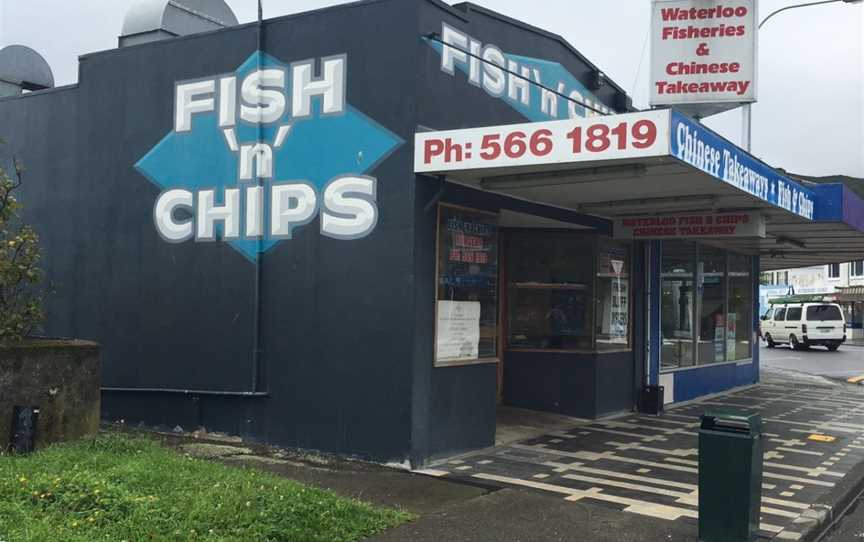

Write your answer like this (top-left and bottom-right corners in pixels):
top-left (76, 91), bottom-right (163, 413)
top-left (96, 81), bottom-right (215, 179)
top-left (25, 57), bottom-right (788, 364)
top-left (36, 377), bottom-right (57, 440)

top-left (435, 205), bottom-right (499, 367)
top-left (853, 302), bottom-right (863, 328)
top-left (596, 241), bottom-right (631, 351)
top-left (697, 245), bottom-right (726, 365)
top-left (507, 233), bottom-right (595, 351)
top-left (727, 252), bottom-right (753, 362)
top-left (660, 241), bottom-right (754, 371)
top-left (661, 241), bottom-right (696, 369)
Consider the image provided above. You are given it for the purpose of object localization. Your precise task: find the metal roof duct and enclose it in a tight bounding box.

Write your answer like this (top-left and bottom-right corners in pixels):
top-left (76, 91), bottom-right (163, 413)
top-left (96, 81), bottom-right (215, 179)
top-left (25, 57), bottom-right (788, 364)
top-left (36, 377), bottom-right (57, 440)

top-left (120, 0), bottom-right (239, 47)
top-left (0, 45), bottom-right (55, 98)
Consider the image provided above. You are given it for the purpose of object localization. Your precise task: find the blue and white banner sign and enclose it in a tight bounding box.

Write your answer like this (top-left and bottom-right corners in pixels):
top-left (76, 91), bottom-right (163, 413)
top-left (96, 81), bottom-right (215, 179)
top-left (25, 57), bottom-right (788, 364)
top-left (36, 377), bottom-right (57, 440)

top-left (670, 111), bottom-right (815, 220)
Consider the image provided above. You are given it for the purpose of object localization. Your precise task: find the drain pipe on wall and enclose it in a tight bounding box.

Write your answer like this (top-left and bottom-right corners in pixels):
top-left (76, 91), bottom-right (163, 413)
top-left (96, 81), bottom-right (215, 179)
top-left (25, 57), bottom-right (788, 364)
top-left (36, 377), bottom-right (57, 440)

top-left (250, 0), bottom-right (265, 393)
top-left (102, 2), bottom-right (269, 400)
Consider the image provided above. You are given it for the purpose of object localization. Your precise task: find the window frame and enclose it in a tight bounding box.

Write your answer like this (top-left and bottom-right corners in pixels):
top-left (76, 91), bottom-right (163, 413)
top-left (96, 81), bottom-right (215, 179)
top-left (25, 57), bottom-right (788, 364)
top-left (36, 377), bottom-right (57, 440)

top-left (659, 242), bottom-right (755, 372)
top-left (828, 263), bottom-right (841, 279)
top-left (595, 239), bottom-right (634, 353)
top-left (504, 231), bottom-right (633, 354)
top-left (851, 260), bottom-right (864, 278)
top-left (433, 203), bottom-right (501, 368)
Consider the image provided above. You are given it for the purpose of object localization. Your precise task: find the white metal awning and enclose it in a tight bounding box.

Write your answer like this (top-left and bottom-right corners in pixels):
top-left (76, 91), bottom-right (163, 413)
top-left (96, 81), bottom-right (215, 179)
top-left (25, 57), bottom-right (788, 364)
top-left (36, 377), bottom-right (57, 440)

top-left (415, 109), bottom-right (864, 271)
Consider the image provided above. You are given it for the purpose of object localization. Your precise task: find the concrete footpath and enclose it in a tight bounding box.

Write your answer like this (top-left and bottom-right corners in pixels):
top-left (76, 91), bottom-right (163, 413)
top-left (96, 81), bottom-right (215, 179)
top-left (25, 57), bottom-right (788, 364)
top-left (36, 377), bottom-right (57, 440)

top-left (160, 367), bottom-right (864, 542)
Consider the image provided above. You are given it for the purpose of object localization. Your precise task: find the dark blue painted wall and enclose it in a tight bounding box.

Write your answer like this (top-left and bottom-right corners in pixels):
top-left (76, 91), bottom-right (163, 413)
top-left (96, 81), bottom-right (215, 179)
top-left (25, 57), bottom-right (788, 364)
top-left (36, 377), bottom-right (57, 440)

top-left (1, 0), bottom-right (422, 463)
top-left (0, 0), bottom-right (634, 465)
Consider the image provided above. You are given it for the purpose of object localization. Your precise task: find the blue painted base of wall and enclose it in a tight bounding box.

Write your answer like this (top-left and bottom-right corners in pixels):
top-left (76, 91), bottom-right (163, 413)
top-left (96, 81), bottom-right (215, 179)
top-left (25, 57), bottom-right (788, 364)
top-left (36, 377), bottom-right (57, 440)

top-left (671, 362), bottom-right (757, 403)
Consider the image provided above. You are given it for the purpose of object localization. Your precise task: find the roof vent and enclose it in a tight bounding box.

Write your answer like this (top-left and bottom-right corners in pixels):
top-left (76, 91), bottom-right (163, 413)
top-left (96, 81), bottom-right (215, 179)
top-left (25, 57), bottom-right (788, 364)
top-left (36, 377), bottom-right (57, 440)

top-left (120, 0), bottom-right (239, 47)
top-left (0, 45), bottom-right (55, 98)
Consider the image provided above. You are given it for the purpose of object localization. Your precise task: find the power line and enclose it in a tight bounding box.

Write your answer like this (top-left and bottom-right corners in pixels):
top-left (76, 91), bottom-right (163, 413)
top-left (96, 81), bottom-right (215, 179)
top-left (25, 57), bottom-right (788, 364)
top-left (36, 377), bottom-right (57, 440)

top-left (631, 27), bottom-right (650, 99)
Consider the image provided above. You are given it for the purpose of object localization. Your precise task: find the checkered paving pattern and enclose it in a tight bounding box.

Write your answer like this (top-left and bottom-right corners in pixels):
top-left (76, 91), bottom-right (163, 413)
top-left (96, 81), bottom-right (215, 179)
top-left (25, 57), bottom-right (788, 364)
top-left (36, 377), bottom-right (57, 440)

top-left (421, 374), bottom-right (864, 540)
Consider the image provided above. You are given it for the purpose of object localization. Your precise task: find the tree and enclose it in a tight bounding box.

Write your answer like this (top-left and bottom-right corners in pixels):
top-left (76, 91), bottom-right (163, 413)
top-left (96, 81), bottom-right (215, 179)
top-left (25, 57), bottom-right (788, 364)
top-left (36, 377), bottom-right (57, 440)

top-left (0, 157), bottom-right (45, 342)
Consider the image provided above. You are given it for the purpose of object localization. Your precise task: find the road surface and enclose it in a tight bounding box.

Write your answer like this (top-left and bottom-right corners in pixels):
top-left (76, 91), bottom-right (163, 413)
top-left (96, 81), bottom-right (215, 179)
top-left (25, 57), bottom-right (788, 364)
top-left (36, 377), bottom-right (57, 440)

top-left (824, 493), bottom-right (864, 542)
top-left (759, 341), bottom-right (864, 541)
top-left (760, 342), bottom-right (864, 380)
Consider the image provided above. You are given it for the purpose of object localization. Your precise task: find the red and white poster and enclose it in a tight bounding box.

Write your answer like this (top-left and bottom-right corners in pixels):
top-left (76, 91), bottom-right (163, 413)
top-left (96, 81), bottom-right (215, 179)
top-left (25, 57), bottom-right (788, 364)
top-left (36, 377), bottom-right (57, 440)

top-left (614, 211), bottom-right (766, 240)
top-left (650, 0), bottom-right (757, 116)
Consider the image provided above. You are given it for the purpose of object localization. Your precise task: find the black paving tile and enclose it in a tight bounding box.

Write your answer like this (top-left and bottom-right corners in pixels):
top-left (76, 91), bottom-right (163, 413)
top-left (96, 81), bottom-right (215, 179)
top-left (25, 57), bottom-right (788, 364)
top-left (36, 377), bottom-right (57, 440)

top-left (426, 374), bottom-right (864, 539)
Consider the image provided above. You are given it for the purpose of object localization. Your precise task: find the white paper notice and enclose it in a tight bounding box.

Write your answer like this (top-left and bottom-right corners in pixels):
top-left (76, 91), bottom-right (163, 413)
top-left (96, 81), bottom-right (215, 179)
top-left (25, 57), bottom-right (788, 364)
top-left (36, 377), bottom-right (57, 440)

top-left (436, 300), bottom-right (482, 363)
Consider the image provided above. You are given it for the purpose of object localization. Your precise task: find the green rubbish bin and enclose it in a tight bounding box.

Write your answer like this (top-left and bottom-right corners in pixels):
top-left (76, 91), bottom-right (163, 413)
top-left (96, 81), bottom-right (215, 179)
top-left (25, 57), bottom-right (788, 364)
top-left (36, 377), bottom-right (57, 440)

top-left (698, 412), bottom-right (763, 542)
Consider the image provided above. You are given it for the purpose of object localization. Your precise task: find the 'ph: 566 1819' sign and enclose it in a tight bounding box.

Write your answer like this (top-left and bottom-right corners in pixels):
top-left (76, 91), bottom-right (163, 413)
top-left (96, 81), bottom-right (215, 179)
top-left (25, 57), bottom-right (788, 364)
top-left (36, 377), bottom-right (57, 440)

top-left (414, 110), bottom-right (670, 173)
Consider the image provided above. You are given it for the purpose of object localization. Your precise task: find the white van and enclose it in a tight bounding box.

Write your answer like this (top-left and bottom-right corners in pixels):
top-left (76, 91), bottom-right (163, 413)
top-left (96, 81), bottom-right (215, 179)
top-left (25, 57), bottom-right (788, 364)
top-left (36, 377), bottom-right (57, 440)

top-left (761, 303), bottom-right (846, 351)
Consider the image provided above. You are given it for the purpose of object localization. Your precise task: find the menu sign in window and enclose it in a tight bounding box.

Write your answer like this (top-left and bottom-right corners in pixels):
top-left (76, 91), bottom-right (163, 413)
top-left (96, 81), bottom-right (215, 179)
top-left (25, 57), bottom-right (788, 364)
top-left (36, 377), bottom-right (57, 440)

top-left (435, 205), bottom-right (499, 366)
top-left (436, 301), bottom-right (482, 362)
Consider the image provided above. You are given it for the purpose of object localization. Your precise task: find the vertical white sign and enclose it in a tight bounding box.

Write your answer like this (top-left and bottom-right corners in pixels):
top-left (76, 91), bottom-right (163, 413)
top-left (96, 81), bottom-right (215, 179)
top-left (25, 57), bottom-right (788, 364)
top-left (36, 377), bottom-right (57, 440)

top-left (650, 0), bottom-right (757, 115)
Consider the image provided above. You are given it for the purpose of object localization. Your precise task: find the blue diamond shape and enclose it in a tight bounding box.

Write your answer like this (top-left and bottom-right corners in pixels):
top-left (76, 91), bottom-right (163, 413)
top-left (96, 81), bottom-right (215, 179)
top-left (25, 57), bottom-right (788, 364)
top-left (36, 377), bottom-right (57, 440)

top-left (135, 51), bottom-right (403, 262)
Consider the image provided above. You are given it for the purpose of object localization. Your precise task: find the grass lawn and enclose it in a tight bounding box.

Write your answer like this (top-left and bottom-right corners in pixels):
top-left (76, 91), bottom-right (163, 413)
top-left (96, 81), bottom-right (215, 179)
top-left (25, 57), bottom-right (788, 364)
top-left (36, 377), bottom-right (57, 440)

top-left (0, 433), bottom-right (413, 541)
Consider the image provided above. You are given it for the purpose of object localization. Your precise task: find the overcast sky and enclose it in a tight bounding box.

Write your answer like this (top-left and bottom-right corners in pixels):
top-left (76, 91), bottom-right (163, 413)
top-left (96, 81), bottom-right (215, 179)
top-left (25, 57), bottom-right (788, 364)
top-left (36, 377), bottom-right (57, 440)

top-left (1, 0), bottom-right (862, 177)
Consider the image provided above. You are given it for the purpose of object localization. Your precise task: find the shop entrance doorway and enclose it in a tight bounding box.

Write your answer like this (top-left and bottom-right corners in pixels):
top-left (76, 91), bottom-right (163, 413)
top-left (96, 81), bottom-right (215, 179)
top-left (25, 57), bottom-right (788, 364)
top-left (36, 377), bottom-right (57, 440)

top-left (492, 213), bottom-right (643, 424)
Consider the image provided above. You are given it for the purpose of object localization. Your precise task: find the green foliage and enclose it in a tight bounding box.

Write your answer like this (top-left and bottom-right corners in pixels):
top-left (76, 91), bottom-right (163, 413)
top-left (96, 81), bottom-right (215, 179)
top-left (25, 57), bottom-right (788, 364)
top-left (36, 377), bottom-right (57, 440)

top-left (0, 157), bottom-right (45, 342)
top-left (0, 432), bottom-right (413, 541)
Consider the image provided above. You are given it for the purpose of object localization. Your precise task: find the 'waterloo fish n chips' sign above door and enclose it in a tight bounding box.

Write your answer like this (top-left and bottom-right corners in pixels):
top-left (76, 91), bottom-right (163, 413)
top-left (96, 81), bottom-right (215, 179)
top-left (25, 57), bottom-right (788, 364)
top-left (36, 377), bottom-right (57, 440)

top-left (614, 212), bottom-right (767, 240)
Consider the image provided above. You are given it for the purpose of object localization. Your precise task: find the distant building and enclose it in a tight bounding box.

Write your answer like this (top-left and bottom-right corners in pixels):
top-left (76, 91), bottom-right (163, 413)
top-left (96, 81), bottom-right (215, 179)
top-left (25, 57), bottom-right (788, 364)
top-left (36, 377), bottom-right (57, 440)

top-left (761, 261), bottom-right (864, 293)
top-left (761, 261), bottom-right (864, 340)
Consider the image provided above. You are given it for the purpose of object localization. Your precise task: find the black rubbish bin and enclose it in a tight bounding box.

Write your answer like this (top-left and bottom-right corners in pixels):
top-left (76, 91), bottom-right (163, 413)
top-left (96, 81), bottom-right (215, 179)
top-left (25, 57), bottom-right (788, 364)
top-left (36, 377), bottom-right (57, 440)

top-left (639, 385), bottom-right (664, 415)
top-left (698, 411), bottom-right (763, 542)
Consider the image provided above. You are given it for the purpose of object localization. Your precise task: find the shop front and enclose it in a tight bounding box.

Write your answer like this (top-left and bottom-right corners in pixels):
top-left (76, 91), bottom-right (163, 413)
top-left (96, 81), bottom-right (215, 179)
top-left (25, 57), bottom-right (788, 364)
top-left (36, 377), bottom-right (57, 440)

top-left (3, 0), bottom-right (864, 467)
top-left (415, 97), bottom-right (864, 440)
top-left (433, 202), bottom-right (641, 419)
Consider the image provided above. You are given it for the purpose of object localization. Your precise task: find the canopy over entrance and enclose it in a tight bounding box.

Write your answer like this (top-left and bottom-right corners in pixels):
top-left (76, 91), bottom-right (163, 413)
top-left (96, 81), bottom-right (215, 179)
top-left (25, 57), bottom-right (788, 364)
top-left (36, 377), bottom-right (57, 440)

top-left (415, 109), bottom-right (864, 271)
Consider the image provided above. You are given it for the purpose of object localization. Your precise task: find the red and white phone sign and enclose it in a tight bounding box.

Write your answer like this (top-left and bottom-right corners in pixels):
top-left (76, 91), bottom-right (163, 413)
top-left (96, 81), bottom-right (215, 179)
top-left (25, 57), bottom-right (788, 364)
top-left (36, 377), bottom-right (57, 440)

top-left (414, 110), bottom-right (670, 173)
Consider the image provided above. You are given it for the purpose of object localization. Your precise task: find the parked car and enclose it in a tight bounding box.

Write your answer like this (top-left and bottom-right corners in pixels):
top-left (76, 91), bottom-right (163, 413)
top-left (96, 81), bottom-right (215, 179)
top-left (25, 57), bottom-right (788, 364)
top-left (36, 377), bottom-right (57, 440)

top-left (761, 302), bottom-right (846, 351)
